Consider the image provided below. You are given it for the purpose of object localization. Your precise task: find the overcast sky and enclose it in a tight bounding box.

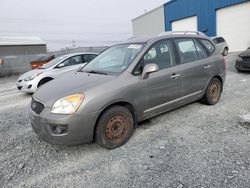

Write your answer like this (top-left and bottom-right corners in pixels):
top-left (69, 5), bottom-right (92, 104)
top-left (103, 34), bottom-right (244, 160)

top-left (0, 0), bottom-right (166, 51)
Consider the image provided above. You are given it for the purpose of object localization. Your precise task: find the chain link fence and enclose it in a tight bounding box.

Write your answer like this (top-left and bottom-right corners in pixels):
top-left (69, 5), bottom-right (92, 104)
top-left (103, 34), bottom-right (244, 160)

top-left (49, 46), bottom-right (108, 57)
top-left (0, 46), bottom-right (108, 78)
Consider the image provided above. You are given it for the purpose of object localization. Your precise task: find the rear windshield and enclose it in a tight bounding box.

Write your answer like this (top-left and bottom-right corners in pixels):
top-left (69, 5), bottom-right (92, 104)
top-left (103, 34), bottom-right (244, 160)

top-left (212, 37), bottom-right (225, 44)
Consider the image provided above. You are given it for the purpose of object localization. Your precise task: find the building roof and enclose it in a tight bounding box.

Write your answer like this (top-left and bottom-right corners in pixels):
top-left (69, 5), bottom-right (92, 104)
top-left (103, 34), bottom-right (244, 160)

top-left (132, 5), bottom-right (164, 22)
top-left (0, 36), bottom-right (46, 46)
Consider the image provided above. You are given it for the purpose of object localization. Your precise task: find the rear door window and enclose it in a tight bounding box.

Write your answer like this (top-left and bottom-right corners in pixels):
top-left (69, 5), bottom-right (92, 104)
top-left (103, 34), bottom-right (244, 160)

top-left (174, 39), bottom-right (198, 64)
top-left (59, 55), bottom-right (82, 67)
top-left (83, 54), bottom-right (97, 63)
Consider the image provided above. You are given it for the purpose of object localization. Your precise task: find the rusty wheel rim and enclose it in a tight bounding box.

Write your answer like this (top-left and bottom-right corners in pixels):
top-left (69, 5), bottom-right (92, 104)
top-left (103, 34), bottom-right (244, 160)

top-left (209, 82), bottom-right (220, 101)
top-left (105, 115), bottom-right (129, 144)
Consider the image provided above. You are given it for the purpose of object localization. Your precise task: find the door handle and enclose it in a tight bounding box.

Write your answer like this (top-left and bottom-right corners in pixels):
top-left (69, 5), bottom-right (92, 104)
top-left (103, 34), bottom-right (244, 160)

top-left (204, 65), bottom-right (211, 69)
top-left (170, 73), bottom-right (180, 79)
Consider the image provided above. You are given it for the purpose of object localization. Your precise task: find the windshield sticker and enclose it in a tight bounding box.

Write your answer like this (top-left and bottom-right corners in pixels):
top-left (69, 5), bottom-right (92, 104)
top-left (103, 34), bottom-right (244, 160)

top-left (127, 44), bottom-right (142, 49)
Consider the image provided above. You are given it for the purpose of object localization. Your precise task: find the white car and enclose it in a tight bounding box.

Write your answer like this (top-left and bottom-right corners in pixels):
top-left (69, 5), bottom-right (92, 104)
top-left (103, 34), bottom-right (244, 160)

top-left (211, 36), bottom-right (229, 56)
top-left (17, 52), bottom-right (98, 93)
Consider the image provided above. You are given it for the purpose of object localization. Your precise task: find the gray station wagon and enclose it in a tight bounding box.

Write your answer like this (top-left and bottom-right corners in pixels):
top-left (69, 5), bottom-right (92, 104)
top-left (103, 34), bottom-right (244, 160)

top-left (30, 31), bottom-right (226, 149)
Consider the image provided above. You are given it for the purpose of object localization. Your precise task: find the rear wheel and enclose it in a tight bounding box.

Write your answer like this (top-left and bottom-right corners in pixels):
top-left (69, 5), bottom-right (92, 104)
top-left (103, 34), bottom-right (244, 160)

top-left (95, 106), bottom-right (134, 149)
top-left (201, 78), bottom-right (222, 105)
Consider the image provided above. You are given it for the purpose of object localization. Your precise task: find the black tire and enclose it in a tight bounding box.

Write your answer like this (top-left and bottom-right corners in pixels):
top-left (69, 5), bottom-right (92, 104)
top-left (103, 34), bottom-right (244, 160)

top-left (223, 48), bottom-right (228, 56)
top-left (201, 78), bottom-right (222, 105)
top-left (235, 66), bottom-right (242, 72)
top-left (236, 68), bottom-right (241, 72)
top-left (38, 78), bottom-right (53, 87)
top-left (95, 105), bottom-right (134, 149)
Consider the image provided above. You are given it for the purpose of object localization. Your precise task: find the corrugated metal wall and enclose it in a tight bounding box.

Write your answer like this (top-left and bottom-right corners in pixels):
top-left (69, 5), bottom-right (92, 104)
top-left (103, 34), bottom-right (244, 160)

top-left (164, 0), bottom-right (248, 36)
top-left (132, 6), bottom-right (165, 36)
top-left (0, 45), bottom-right (47, 77)
top-left (0, 45), bottom-right (47, 56)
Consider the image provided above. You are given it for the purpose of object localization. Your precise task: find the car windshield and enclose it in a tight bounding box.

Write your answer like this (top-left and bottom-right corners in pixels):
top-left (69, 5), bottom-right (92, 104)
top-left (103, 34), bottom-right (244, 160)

top-left (40, 55), bottom-right (68, 69)
top-left (81, 43), bottom-right (145, 75)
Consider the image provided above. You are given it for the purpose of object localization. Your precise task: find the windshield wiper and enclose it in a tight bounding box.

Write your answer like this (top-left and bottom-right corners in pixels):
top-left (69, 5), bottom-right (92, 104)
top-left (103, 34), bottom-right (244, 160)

top-left (80, 70), bottom-right (109, 75)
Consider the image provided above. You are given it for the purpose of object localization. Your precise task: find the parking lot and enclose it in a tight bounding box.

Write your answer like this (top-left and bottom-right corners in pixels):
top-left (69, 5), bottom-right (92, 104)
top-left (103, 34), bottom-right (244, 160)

top-left (0, 53), bottom-right (250, 187)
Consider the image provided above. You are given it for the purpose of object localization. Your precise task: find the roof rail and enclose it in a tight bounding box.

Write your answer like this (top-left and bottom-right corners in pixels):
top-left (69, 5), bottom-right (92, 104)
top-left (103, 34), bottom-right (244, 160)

top-left (158, 31), bottom-right (207, 37)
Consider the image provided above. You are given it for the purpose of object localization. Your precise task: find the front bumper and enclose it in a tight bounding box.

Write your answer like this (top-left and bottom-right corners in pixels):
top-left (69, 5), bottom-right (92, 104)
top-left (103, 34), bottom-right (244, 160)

top-left (29, 104), bottom-right (98, 146)
top-left (235, 60), bottom-right (250, 71)
top-left (16, 79), bottom-right (37, 93)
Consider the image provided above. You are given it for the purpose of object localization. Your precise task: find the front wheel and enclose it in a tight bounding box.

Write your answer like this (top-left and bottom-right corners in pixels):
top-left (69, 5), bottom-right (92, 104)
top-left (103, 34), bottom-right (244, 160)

top-left (201, 78), bottom-right (222, 105)
top-left (95, 106), bottom-right (134, 149)
top-left (235, 65), bottom-right (242, 72)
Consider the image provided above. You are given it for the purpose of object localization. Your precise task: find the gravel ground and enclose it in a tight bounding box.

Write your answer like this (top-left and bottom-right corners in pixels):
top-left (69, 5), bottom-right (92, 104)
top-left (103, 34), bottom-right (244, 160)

top-left (0, 54), bottom-right (250, 188)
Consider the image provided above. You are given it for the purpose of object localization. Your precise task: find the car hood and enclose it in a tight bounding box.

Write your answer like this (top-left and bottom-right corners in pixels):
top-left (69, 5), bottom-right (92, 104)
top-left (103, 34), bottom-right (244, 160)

top-left (18, 68), bottom-right (47, 80)
top-left (33, 71), bottom-right (115, 106)
top-left (239, 49), bottom-right (250, 57)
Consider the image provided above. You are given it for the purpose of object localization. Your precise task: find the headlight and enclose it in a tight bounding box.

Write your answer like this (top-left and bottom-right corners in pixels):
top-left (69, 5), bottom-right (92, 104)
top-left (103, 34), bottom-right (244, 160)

top-left (24, 73), bottom-right (42, 81)
top-left (51, 94), bottom-right (84, 114)
top-left (237, 56), bottom-right (243, 61)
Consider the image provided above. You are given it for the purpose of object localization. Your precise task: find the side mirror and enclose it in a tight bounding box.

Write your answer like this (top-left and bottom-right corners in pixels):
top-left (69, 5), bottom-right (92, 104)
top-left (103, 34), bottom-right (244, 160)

top-left (142, 63), bottom-right (159, 79)
top-left (57, 63), bottom-right (65, 68)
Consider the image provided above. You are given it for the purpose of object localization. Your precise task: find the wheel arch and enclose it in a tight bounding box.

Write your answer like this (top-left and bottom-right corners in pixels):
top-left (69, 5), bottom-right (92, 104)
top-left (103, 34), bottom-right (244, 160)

top-left (203, 75), bottom-right (224, 97)
top-left (213, 75), bottom-right (223, 86)
top-left (222, 47), bottom-right (229, 56)
top-left (37, 77), bottom-right (54, 87)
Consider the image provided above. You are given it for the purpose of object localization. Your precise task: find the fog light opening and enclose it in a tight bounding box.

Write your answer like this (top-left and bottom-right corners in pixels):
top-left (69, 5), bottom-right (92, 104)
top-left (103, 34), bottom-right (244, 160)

top-left (50, 124), bottom-right (68, 135)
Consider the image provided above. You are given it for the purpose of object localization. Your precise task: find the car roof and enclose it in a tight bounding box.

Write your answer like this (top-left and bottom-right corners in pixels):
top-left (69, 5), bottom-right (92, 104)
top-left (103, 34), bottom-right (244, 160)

top-left (119, 31), bottom-right (211, 45)
top-left (53, 52), bottom-right (98, 61)
top-left (211, 36), bottom-right (224, 39)
top-left (58, 52), bottom-right (98, 59)
top-left (66, 52), bottom-right (98, 56)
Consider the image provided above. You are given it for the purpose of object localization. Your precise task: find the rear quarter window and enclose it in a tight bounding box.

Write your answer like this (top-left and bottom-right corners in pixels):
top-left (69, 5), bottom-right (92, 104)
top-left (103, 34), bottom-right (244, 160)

top-left (200, 39), bottom-right (215, 54)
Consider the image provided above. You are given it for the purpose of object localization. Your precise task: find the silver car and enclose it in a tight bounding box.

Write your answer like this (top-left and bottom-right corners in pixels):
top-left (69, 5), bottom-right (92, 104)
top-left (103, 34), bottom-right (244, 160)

top-left (30, 32), bottom-right (226, 149)
top-left (17, 52), bottom-right (98, 93)
top-left (211, 36), bottom-right (229, 56)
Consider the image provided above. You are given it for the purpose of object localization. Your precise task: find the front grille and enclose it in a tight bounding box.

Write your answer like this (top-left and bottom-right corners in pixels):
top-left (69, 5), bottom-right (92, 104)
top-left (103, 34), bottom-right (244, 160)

top-left (31, 98), bottom-right (45, 114)
top-left (17, 86), bottom-right (22, 90)
top-left (243, 66), bottom-right (250, 69)
top-left (242, 57), bottom-right (250, 61)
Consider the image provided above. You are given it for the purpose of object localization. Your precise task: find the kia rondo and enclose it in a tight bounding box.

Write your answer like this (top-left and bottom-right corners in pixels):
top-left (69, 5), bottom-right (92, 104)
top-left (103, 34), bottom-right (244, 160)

top-left (30, 32), bottom-right (226, 149)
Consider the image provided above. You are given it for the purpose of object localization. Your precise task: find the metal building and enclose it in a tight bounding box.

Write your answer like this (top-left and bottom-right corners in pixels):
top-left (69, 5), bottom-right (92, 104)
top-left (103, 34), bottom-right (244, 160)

top-left (132, 0), bottom-right (250, 52)
top-left (132, 5), bottom-right (165, 37)
top-left (0, 36), bottom-right (47, 76)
